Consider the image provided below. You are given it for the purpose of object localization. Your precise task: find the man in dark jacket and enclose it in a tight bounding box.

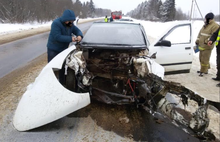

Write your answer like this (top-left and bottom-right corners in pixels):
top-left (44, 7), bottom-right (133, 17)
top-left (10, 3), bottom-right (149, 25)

top-left (110, 16), bottom-right (113, 22)
top-left (208, 27), bottom-right (220, 87)
top-left (47, 9), bottom-right (83, 84)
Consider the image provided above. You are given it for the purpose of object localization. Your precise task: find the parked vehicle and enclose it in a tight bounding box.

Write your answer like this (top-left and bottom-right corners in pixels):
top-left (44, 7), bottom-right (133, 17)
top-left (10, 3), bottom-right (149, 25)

top-left (149, 22), bottom-right (194, 74)
top-left (111, 11), bottom-right (122, 19)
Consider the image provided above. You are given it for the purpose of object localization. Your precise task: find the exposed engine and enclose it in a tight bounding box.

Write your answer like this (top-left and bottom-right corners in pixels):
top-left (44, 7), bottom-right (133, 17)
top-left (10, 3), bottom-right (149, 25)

top-left (82, 49), bottom-right (139, 80)
top-left (81, 48), bottom-right (155, 104)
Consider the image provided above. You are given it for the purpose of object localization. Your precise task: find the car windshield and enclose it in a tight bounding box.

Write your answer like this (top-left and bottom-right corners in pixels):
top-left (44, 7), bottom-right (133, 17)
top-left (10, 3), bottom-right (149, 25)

top-left (112, 12), bottom-right (121, 16)
top-left (81, 23), bottom-right (146, 46)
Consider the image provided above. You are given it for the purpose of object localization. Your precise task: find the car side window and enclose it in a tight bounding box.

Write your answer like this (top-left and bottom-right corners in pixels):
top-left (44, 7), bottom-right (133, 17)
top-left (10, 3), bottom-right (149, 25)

top-left (163, 25), bottom-right (191, 44)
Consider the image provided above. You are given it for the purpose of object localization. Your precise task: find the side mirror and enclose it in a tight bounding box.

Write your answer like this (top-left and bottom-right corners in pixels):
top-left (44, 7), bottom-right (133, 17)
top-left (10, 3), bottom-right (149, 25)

top-left (150, 52), bottom-right (157, 59)
top-left (74, 17), bottom-right (79, 26)
top-left (155, 40), bottom-right (171, 47)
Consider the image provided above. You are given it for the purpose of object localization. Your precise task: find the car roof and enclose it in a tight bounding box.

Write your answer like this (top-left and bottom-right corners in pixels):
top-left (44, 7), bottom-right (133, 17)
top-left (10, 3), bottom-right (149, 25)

top-left (93, 21), bottom-right (141, 25)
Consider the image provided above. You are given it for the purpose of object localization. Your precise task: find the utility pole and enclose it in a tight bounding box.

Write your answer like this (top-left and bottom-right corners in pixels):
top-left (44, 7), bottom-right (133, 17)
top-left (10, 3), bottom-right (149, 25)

top-left (190, 0), bottom-right (203, 20)
top-left (190, 0), bottom-right (194, 21)
top-left (194, 0), bottom-right (203, 19)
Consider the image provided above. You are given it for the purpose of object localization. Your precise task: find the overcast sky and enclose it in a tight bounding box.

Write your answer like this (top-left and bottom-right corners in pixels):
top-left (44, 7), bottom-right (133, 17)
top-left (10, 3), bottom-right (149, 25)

top-left (79, 0), bottom-right (220, 18)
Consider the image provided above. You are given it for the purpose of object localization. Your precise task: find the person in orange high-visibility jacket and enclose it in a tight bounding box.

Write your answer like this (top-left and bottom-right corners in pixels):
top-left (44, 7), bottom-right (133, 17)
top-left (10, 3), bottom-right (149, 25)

top-left (195, 12), bottom-right (219, 77)
top-left (208, 27), bottom-right (220, 87)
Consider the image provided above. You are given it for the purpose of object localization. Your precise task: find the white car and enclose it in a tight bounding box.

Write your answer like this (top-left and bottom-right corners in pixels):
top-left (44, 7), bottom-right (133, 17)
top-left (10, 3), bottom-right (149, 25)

top-left (14, 21), bottom-right (216, 141)
top-left (149, 21), bottom-right (194, 74)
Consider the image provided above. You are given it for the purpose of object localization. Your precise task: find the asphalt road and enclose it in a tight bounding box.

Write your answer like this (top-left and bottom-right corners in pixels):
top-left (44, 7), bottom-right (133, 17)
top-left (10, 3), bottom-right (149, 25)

top-left (0, 21), bottom-right (93, 79)
top-left (0, 102), bottom-right (200, 142)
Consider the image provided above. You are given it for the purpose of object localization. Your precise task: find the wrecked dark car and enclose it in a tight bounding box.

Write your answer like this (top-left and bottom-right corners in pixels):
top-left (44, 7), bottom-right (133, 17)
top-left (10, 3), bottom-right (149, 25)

top-left (66, 22), bottom-right (164, 105)
top-left (13, 22), bottom-right (219, 141)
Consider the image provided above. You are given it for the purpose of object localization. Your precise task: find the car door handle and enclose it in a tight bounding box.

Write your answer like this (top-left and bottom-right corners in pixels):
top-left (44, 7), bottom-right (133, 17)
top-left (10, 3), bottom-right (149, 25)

top-left (185, 47), bottom-right (191, 50)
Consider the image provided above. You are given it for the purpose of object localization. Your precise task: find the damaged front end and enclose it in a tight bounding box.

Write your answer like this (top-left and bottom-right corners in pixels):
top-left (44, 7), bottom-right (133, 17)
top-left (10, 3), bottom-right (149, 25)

top-left (66, 46), bottom-right (163, 104)
top-left (66, 48), bottom-right (219, 141)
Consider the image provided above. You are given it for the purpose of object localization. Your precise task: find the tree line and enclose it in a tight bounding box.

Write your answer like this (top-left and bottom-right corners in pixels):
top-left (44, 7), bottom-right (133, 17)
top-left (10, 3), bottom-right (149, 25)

top-left (1, 0), bottom-right (218, 23)
top-left (0, 0), bottom-right (111, 23)
top-left (127, 0), bottom-right (189, 22)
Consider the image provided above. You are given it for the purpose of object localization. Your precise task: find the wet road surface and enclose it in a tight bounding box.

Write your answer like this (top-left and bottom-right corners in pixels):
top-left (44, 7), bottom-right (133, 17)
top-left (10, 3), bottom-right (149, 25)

top-left (0, 22), bottom-right (93, 79)
top-left (0, 101), bottom-right (201, 142)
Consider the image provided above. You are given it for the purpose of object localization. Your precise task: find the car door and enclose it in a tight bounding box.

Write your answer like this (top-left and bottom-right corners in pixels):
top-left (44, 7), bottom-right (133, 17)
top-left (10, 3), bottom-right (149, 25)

top-left (149, 22), bottom-right (193, 75)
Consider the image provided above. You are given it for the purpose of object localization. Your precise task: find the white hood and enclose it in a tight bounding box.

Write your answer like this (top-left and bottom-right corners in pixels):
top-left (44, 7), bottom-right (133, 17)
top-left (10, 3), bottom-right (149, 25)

top-left (13, 46), bottom-right (90, 131)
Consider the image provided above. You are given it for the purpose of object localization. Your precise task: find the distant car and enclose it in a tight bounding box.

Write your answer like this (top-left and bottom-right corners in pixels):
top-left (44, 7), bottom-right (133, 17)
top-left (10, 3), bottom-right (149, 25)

top-left (14, 21), bottom-right (201, 134)
top-left (111, 11), bottom-right (122, 19)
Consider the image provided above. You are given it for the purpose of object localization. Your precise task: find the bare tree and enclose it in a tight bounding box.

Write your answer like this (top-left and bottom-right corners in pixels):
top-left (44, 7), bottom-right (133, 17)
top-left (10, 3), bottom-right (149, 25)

top-left (128, 0), bottom-right (188, 22)
top-left (0, 0), bottom-right (110, 23)
top-left (175, 8), bottom-right (189, 20)
top-left (95, 8), bottom-right (111, 17)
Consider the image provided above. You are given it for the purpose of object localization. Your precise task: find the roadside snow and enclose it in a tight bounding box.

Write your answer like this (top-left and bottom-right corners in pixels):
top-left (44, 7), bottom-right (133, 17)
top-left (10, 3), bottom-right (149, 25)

top-left (0, 22), bottom-right (52, 35)
top-left (0, 18), bottom-right (102, 36)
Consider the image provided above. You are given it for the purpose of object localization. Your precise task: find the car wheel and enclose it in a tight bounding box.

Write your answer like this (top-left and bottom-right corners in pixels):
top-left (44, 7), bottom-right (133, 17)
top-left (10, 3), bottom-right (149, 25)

top-left (66, 68), bottom-right (78, 92)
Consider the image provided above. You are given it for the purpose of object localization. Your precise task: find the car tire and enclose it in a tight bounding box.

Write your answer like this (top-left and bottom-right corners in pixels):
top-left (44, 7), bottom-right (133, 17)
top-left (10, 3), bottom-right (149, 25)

top-left (66, 68), bottom-right (78, 92)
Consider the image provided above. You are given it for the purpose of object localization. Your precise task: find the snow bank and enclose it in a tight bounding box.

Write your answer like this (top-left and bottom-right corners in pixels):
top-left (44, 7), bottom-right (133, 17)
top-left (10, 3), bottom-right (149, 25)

top-left (0, 22), bottom-right (52, 35)
top-left (0, 17), bottom-right (102, 36)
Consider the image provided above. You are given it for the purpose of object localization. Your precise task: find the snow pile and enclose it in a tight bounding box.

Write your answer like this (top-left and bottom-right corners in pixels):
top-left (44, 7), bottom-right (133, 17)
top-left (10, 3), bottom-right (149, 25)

top-left (0, 22), bottom-right (52, 36)
top-left (0, 17), bottom-right (102, 36)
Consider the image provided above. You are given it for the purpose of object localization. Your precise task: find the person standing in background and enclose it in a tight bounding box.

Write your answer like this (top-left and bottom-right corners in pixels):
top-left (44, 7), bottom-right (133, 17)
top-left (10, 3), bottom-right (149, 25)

top-left (104, 16), bottom-right (108, 22)
top-left (195, 12), bottom-right (219, 77)
top-left (110, 16), bottom-right (113, 22)
top-left (208, 27), bottom-right (220, 87)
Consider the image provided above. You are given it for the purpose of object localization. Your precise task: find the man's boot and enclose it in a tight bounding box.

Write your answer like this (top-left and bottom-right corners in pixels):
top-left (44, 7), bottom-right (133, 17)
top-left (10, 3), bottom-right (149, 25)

top-left (199, 73), bottom-right (204, 77)
top-left (197, 71), bottom-right (208, 74)
top-left (212, 77), bottom-right (220, 81)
